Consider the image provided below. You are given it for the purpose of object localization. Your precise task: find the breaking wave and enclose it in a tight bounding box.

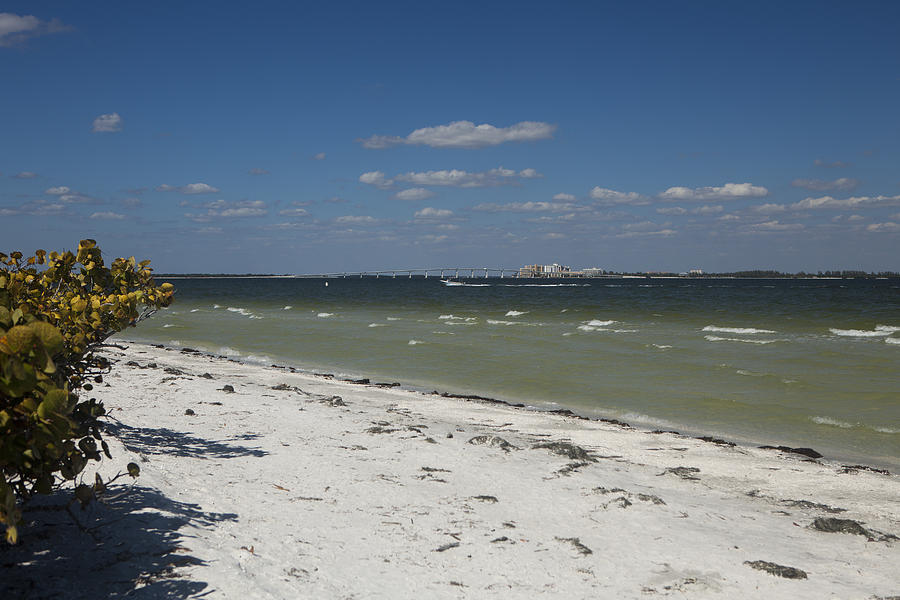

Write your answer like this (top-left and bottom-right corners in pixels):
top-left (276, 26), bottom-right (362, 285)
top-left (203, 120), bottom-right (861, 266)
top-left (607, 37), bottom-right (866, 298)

top-left (702, 325), bottom-right (776, 334)
top-left (704, 335), bottom-right (778, 344)
top-left (829, 328), bottom-right (892, 337)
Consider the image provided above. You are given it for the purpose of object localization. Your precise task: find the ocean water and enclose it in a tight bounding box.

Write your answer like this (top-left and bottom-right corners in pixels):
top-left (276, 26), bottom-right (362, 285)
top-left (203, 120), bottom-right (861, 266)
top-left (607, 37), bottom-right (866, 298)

top-left (116, 277), bottom-right (900, 469)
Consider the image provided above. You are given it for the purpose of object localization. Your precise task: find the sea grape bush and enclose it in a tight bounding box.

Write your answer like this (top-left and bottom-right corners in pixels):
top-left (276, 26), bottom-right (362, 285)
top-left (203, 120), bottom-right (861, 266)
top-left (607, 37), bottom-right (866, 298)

top-left (0, 240), bottom-right (173, 543)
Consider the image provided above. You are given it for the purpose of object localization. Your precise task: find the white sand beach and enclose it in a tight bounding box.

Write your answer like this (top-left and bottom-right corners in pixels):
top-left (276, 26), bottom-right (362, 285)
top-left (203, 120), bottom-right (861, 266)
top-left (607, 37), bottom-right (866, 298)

top-left (3, 341), bottom-right (898, 599)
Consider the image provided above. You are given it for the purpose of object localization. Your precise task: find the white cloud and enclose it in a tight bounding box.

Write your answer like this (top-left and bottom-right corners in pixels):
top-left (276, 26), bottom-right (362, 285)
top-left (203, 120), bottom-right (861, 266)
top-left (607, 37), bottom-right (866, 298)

top-left (45, 186), bottom-right (70, 195)
top-left (590, 187), bottom-right (650, 206)
top-left (847, 214), bottom-right (865, 222)
top-left (0, 12), bottom-right (70, 47)
top-left (790, 194), bottom-right (900, 210)
top-left (156, 182), bottom-right (220, 194)
top-left (747, 220), bottom-right (804, 232)
top-left (359, 120), bottom-right (556, 149)
top-left (791, 177), bottom-right (859, 192)
top-left (186, 199), bottom-right (267, 221)
top-left (90, 211), bottom-right (126, 220)
top-left (866, 222), bottom-right (900, 233)
top-left (552, 193), bottom-right (576, 202)
top-left (395, 167), bottom-right (540, 188)
top-left (615, 223), bottom-right (676, 238)
top-left (12, 171), bottom-right (38, 179)
top-left (659, 182), bottom-right (768, 201)
top-left (335, 215), bottom-right (378, 224)
top-left (248, 168), bottom-right (270, 176)
top-left (420, 234), bottom-right (449, 243)
top-left (313, 152), bottom-right (326, 160)
top-left (278, 208), bottom-right (309, 217)
top-left (359, 171), bottom-right (393, 189)
top-left (751, 203), bottom-right (786, 214)
top-left (472, 201), bottom-right (586, 213)
top-left (543, 233), bottom-right (567, 240)
top-left (692, 205), bottom-right (723, 215)
top-left (57, 192), bottom-right (94, 203)
top-left (122, 197), bottom-right (142, 207)
top-left (91, 113), bottom-right (123, 133)
top-left (196, 227), bottom-right (223, 234)
top-left (394, 188), bottom-right (435, 201)
top-left (656, 207), bottom-right (687, 216)
top-left (414, 207), bottom-right (453, 219)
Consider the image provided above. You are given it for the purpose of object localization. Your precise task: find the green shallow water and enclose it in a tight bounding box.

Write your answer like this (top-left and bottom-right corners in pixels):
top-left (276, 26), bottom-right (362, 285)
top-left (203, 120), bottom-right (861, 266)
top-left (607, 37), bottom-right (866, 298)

top-left (116, 277), bottom-right (900, 469)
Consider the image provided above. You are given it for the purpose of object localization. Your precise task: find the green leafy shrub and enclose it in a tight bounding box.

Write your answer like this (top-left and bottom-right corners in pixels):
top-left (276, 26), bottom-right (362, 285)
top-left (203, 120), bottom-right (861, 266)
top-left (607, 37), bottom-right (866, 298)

top-left (0, 240), bottom-right (173, 543)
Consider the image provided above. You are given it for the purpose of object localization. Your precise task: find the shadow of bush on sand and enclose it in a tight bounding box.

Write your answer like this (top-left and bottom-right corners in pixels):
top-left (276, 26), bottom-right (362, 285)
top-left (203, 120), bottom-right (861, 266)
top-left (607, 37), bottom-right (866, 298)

top-left (1, 484), bottom-right (238, 599)
top-left (1, 421), bottom-right (268, 598)
top-left (105, 421), bottom-right (268, 459)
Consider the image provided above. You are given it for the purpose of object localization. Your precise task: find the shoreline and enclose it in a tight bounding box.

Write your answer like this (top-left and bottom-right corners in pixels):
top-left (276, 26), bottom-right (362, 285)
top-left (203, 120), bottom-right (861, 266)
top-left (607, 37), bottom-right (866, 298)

top-left (4, 340), bottom-right (898, 598)
top-left (122, 338), bottom-right (898, 473)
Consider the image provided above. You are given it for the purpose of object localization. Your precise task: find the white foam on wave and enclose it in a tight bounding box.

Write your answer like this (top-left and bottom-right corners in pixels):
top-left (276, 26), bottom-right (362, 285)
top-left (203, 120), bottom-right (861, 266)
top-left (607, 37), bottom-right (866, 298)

top-left (811, 416), bottom-right (898, 434)
top-left (368, 323), bottom-right (385, 328)
top-left (577, 325), bottom-right (610, 332)
top-left (431, 331), bottom-right (455, 335)
top-left (585, 319), bottom-right (617, 327)
top-left (408, 340), bottom-right (424, 345)
top-left (283, 305), bottom-right (292, 310)
top-left (487, 319), bottom-right (544, 326)
top-left (875, 425), bottom-right (900, 434)
top-left (702, 325), bottom-right (776, 334)
top-left (213, 304), bottom-right (221, 309)
top-left (875, 324), bottom-right (900, 333)
top-left (190, 308), bottom-right (200, 313)
top-left (317, 312), bottom-right (334, 318)
top-left (613, 329), bottom-right (638, 333)
top-left (651, 344), bottom-right (672, 349)
top-left (162, 324), bottom-right (179, 328)
top-left (226, 307), bottom-right (257, 318)
top-left (620, 412), bottom-right (680, 430)
top-left (505, 310), bottom-right (528, 316)
top-left (562, 332), bottom-right (574, 336)
top-left (886, 337), bottom-right (900, 345)
top-left (811, 416), bottom-right (853, 428)
top-left (704, 335), bottom-right (778, 344)
top-left (829, 328), bottom-right (892, 337)
top-left (386, 317), bottom-right (401, 321)
top-left (736, 369), bottom-right (766, 377)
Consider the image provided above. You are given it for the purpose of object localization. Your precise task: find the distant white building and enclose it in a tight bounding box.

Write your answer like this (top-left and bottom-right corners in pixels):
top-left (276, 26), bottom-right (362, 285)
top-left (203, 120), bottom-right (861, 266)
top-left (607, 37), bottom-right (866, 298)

top-left (519, 263), bottom-right (573, 277)
top-left (689, 269), bottom-right (704, 276)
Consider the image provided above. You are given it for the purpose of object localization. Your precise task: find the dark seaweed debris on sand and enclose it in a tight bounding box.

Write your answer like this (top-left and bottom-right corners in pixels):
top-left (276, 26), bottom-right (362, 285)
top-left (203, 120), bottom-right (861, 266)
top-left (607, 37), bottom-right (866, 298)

top-left (555, 537), bottom-right (592, 556)
top-left (744, 560), bottom-right (808, 579)
top-left (533, 441), bottom-right (597, 462)
top-left (810, 518), bottom-right (898, 541)
top-left (659, 466), bottom-right (701, 481)
top-left (759, 445), bottom-right (823, 459)
top-left (468, 435), bottom-right (519, 452)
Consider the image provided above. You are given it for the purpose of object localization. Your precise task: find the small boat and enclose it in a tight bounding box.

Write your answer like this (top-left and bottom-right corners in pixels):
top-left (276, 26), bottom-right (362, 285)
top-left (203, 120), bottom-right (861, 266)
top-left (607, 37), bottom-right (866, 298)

top-left (440, 279), bottom-right (465, 286)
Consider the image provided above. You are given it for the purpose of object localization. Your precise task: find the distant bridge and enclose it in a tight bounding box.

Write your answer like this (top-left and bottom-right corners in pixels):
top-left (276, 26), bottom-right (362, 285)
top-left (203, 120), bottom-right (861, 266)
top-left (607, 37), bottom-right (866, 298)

top-left (294, 267), bottom-right (522, 279)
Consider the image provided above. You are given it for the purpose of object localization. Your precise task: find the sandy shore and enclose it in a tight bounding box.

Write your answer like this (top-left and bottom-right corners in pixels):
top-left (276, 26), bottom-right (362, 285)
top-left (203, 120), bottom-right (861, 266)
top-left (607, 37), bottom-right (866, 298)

top-left (3, 341), bottom-right (898, 599)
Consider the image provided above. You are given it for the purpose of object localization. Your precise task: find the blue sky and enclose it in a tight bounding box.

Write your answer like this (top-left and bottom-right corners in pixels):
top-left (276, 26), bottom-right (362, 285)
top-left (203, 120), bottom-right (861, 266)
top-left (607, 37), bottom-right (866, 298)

top-left (2, 1), bottom-right (898, 273)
